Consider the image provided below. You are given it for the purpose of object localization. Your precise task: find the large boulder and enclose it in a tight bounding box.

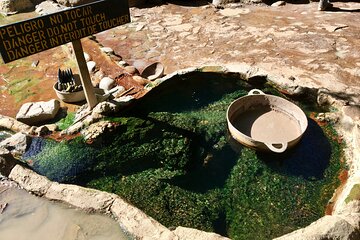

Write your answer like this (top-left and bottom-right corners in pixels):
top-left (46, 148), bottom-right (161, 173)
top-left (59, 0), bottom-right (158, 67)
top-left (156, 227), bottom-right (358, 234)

top-left (0, 0), bottom-right (33, 14)
top-left (16, 99), bottom-right (60, 126)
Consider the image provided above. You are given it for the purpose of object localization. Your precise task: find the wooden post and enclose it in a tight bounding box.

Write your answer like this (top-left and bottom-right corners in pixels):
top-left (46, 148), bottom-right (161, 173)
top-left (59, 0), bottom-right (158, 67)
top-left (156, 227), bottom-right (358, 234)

top-left (71, 39), bottom-right (97, 110)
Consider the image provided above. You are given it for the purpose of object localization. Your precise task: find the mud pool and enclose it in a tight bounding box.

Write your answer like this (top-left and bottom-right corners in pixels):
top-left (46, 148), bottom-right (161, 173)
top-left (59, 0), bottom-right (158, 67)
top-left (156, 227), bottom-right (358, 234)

top-left (0, 186), bottom-right (129, 240)
top-left (23, 72), bottom-right (345, 239)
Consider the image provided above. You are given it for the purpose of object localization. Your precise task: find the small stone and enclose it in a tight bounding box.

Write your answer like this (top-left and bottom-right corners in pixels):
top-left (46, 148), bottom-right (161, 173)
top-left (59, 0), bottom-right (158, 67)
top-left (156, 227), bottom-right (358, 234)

top-left (124, 66), bottom-right (138, 75)
top-left (111, 85), bottom-right (126, 97)
top-left (43, 124), bottom-right (58, 132)
top-left (99, 77), bottom-right (115, 91)
top-left (31, 60), bottom-right (39, 67)
top-left (136, 24), bottom-right (145, 31)
top-left (133, 76), bottom-right (149, 86)
top-left (316, 113), bottom-right (326, 122)
top-left (83, 52), bottom-right (91, 62)
top-left (100, 47), bottom-right (114, 55)
top-left (271, 1), bottom-right (286, 7)
top-left (87, 61), bottom-right (96, 72)
top-left (318, 0), bottom-right (332, 11)
top-left (118, 61), bottom-right (127, 67)
top-left (34, 125), bottom-right (50, 136)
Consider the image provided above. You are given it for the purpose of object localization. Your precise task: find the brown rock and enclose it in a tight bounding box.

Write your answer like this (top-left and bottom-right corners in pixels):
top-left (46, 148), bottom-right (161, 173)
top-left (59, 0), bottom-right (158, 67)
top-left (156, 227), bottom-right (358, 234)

top-left (124, 66), bottom-right (139, 75)
top-left (132, 76), bottom-right (149, 86)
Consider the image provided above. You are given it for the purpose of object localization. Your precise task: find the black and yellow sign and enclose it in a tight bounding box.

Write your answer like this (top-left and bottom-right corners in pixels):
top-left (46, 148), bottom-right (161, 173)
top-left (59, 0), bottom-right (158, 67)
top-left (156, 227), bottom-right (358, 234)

top-left (0, 0), bottom-right (130, 63)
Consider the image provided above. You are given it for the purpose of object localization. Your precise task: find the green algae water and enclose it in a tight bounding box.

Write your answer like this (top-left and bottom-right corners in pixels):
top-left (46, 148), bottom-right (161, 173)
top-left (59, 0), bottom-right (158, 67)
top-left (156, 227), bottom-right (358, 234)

top-left (23, 72), bottom-right (345, 239)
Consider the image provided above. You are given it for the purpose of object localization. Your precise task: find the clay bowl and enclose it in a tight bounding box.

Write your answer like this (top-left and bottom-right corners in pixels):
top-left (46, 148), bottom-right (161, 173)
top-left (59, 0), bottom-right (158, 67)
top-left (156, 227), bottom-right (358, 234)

top-left (140, 62), bottom-right (164, 81)
top-left (227, 89), bottom-right (308, 153)
top-left (53, 83), bottom-right (86, 103)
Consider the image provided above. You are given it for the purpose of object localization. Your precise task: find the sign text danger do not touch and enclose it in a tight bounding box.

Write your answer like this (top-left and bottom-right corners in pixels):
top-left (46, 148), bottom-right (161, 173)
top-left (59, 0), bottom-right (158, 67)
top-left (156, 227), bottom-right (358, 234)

top-left (0, 0), bottom-right (130, 63)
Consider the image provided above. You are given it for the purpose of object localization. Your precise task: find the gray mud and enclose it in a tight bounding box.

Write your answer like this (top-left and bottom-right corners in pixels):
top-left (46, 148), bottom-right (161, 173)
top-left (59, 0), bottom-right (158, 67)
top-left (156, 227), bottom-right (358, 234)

top-left (0, 184), bottom-right (129, 240)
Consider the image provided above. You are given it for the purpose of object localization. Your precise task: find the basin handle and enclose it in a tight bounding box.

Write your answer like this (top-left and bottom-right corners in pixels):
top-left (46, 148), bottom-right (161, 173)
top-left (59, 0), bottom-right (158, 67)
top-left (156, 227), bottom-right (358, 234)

top-left (248, 89), bottom-right (265, 95)
top-left (264, 142), bottom-right (288, 153)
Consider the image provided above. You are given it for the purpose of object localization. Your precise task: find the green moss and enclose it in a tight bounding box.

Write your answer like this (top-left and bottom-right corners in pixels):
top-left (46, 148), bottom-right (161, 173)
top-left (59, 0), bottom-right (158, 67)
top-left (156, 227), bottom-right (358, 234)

top-left (56, 112), bottom-right (75, 130)
top-left (7, 77), bottom-right (38, 102)
top-left (30, 137), bottom-right (98, 182)
top-left (88, 169), bottom-right (224, 231)
top-left (345, 184), bottom-right (360, 203)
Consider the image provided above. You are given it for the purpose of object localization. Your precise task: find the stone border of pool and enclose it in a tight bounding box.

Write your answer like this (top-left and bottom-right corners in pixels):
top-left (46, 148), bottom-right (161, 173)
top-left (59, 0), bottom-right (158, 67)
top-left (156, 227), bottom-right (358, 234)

top-left (1, 64), bottom-right (360, 239)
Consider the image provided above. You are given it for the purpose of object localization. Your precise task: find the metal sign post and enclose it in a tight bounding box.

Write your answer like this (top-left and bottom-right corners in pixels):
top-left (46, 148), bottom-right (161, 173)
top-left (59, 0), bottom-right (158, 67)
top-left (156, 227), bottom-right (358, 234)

top-left (0, 0), bottom-right (130, 109)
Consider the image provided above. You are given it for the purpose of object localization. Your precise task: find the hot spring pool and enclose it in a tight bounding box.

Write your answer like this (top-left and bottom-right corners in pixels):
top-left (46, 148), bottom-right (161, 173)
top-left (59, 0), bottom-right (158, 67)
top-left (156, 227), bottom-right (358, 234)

top-left (23, 71), bottom-right (345, 239)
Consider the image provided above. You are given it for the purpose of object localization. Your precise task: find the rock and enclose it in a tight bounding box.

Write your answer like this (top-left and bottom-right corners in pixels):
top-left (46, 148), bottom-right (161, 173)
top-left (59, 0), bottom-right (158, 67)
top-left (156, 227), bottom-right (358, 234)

top-left (218, 8), bottom-right (250, 17)
top-left (0, 132), bottom-right (30, 156)
top-left (173, 226), bottom-right (230, 240)
top-left (0, 0), bottom-right (33, 14)
top-left (274, 215), bottom-right (360, 240)
top-left (34, 125), bottom-right (50, 136)
top-left (32, 125), bottom-right (55, 136)
top-left (100, 47), bottom-right (114, 55)
top-left (118, 61), bottom-right (127, 67)
top-left (45, 182), bottom-right (115, 213)
top-left (87, 61), bottom-right (96, 72)
top-left (271, 1), bottom-right (286, 7)
top-left (62, 121), bottom-right (84, 135)
top-left (43, 124), bottom-right (58, 133)
top-left (113, 95), bottom-right (134, 104)
top-left (92, 102), bottom-right (118, 116)
top-left (31, 60), bottom-right (39, 67)
top-left (0, 115), bottom-right (31, 133)
top-left (343, 106), bottom-right (360, 122)
top-left (91, 70), bottom-right (105, 87)
top-left (111, 198), bottom-right (178, 240)
top-left (83, 52), bottom-right (91, 62)
top-left (0, 153), bottom-right (17, 176)
top-left (99, 77), bottom-right (115, 91)
top-left (124, 66), bottom-right (139, 75)
top-left (81, 120), bottom-right (114, 141)
top-left (133, 76), bottom-right (149, 86)
top-left (318, 0), bottom-right (332, 11)
top-left (110, 85), bottom-right (125, 97)
top-left (0, 146), bottom-right (10, 155)
top-left (54, 0), bottom-right (96, 7)
top-left (9, 164), bottom-right (52, 196)
top-left (212, 0), bottom-right (223, 6)
top-left (35, 0), bottom-right (64, 15)
top-left (16, 99), bottom-right (60, 125)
